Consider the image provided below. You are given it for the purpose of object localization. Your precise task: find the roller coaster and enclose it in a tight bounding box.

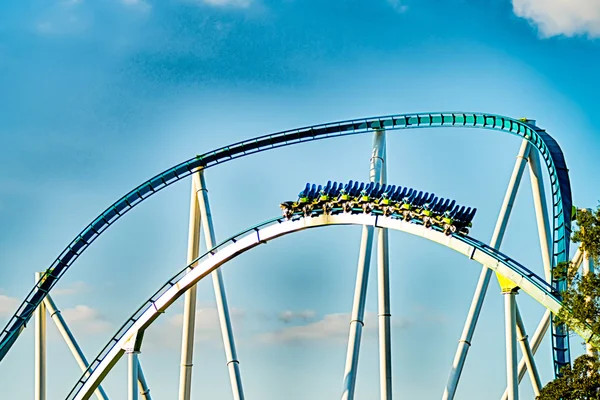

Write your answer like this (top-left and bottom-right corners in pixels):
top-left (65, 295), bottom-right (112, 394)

top-left (0, 112), bottom-right (594, 400)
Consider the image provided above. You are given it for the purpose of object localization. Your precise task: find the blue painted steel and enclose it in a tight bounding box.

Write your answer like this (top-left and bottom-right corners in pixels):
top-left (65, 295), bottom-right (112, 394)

top-left (0, 112), bottom-right (572, 375)
top-left (66, 213), bottom-right (563, 400)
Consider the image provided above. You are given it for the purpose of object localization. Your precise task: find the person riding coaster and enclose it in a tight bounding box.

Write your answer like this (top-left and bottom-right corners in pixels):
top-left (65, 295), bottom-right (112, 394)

top-left (357, 189), bottom-right (372, 214)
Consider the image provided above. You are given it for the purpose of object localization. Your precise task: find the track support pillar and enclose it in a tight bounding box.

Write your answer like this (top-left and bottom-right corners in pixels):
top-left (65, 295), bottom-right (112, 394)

top-left (504, 289), bottom-right (519, 400)
top-left (443, 140), bottom-right (530, 400)
top-left (35, 272), bottom-right (47, 400)
top-left (128, 351), bottom-right (140, 400)
top-left (196, 170), bottom-right (245, 400)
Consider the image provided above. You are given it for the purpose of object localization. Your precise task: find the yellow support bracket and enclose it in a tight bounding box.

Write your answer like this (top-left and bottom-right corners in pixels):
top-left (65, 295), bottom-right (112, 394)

top-left (495, 271), bottom-right (518, 293)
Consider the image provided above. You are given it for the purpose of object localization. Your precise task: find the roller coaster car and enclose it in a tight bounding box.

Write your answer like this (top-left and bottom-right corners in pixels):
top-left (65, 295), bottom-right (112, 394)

top-left (279, 201), bottom-right (296, 219)
top-left (357, 190), bottom-right (373, 213)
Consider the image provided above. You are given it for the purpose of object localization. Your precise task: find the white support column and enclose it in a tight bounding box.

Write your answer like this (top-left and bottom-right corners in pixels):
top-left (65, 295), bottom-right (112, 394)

top-left (505, 290), bottom-right (519, 400)
top-left (443, 140), bottom-right (531, 400)
top-left (528, 145), bottom-right (553, 282)
top-left (43, 294), bottom-right (109, 400)
top-left (515, 307), bottom-right (541, 396)
top-left (137, 359), bottom-right (152, 400)
top-left (35, 272), bottom-right (47, 400)
top-left (373, 130), bottom-right (392, 400)
top-left (128, 351), bottom-right (140, 400)
top-left (178, 174), bottom-right (203, 400)
top-left (500, 310), bottom-right (551, 400)
top-left (341, 226), bottom-right (374, 400)
top-left (341, 130), bottom-right (385, 400)
top-left (195, 171), bottom-right (244, 400)
top-left (583, 251), bottom-right (596, 356)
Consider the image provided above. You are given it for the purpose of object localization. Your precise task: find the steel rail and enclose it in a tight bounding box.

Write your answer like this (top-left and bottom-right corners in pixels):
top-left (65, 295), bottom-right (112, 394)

top-left (66, 212), bottom-right (590, 400)
top-left (0, 112), bottom-right (573, 373)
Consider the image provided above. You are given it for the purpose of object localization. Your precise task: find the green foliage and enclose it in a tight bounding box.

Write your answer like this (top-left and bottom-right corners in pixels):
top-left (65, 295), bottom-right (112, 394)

top-left (538, 204), bottom-right (600, 399)
top-left (536, 355), bottom-right (600, 399)
top-left (573, 205), bottom-right (600, 265)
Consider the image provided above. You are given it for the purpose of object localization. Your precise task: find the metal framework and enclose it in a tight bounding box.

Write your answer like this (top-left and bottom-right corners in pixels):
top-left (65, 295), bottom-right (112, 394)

top-left (0, 111), bottom-right (592, 399)
top-left (64, 212), bottom-right (596, 399)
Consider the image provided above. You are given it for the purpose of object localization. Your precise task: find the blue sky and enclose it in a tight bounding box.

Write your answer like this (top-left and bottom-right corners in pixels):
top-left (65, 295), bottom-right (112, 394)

top-left (1, 0), bottom-right (600, 398)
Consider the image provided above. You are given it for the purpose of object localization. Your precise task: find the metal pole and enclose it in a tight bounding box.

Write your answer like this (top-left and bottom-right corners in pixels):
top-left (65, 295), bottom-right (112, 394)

top-left (178, 174), bottom-right (202, 400)
top-left (43, 295), bottom-right (109, 400)
top-left (500, 310), bottom-right (550, 400)
top-left (137, 359), bottom-right (152, 400)
top-left (128, 351), bottom-right (140, 400)
top-left (341, 131), bottom-right (384, 400)
top-left (373, 130), bottom-right (392, 400)
top-left (515, 307), bottom-right (541, 396)
top-left (505, 290), bottom-right (519, 400)
top-left (528, 146), bottom-right (553, 282)
top-left (341, 226), bottom-right (374, 400)
top-left (195, 171), bottom-right (244, 400)
top-left (443, 140), bottom-right (531, 400)
top-left (583, 251), bottom-right (596, 356)
top-left (35, 272), bottom-right (46, 400)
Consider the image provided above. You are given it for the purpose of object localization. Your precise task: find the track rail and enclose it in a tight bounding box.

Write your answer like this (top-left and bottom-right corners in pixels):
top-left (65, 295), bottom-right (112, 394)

top-left (66, 212), bottom-right (590, 400)
top-left (0, 112), bottom-right (573, 373)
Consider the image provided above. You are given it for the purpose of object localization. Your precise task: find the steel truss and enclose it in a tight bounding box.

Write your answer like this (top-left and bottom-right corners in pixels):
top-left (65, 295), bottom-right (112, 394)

top-left (0, 112), bottom-right (590, 399)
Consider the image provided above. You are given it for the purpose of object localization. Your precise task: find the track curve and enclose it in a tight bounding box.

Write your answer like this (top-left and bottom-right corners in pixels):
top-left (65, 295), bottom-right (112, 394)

top-left (0, 112), bottom-right (573, 372)
top-left (66, 212), bottom-right (590, 400)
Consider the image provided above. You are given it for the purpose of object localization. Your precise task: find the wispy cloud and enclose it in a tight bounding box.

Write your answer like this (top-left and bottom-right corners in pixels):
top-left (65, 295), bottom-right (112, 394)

top-left (121, 0), bottom-right (152, 12)
top-left (195, 0), bottom-right (253, 8)
top-left (257, 312), bottom-right (410, 345)
top-left (62, 305), bottom-right (112, 335)
top-left (387, 0), bottom-right (408, 14)
top-left (512, 0), bottom-right (600, 38)
top-left (145, 303), bottom-right (246, 349)
top-left (278, 309), bottom-right (316, 324)
top-left (0, 294), bottom-right (19, 317)
top-left (53, 281), bottom-right (89, 296)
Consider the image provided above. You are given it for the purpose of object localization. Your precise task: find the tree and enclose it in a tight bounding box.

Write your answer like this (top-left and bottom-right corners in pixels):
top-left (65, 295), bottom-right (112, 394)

top-left (537, 204), bottom-right (600, 399)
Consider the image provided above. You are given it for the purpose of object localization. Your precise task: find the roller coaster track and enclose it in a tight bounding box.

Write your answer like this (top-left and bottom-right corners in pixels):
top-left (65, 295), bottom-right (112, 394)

top-left (66, 212), bottom-right (592, 400)
top-left (0, 112), bottom-right (573, 377)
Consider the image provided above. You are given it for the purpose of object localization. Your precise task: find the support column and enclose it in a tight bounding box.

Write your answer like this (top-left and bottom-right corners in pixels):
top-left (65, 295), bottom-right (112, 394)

top-left (178, 174), bottom-right (202, 400)
top-left (341, 130), bottom-right (385, 400)
top-left (505, 290), bottom-right (519, 400)
top-left (528, 145), bottom-right (553, 282)
top-left (373, 130), bottom-right (392, 400)
top-left (195, 171), bottom-right (244, 400)
top-left (43, 294), bottom-right (109, 400)
top-left (443, 140), bottom-right (531, 400)
top-left (515, 307), bottom-right (541, 396)
top-left (35, 272), bottom-right (46, 400)
top-left (137, 360), bottom-right (152, 400)
top-left (341, 226), bottom-right (374, 400)
top-left (128, 351), bottom-right (140, 400)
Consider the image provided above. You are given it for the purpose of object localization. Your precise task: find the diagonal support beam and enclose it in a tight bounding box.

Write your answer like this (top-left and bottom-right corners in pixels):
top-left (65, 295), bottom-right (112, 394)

top-left (43, 294), bottom-right (110, 400)
top-left (443, 140), bottom-right (531, 400)
top-left (195, 170), bottom-right (245, 400)
top-left (178, 174), bottom-right (203, 400)
top-left (515, 306), bottom-right (541, 396)
top-left (341, 130), bottom-right (385, 400)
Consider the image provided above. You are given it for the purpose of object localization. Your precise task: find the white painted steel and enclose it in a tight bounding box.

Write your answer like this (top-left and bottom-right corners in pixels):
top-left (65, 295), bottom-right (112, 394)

top-left (128, 352), bottom-right (139, 400)
top-left (178, 173), bottom-right (202, 400)
top-left (505, 291), bottom-right (518, 400)
top-left (528, 148), bottom-right (553, 282)
top-left (137, 360), bottom-right (152, 400)
top-left (341, 131), bottom-right (386, 400)
top-left (443, 140), bottom-right (531, 400)
top-left (196, 171), bottom-right (244, 400)
top-left (500, 310), bottom-right (551, 400)
top-left (515, 306), bottom-right (541, 395)
top-left (373, 130), bottom-right (392, 400)
top-left (35, 272), bottom-right (47, 400)
top-left (44, 295), bottom-right (109, 400)
top-left (73, 213), bottom-right (586, 400)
